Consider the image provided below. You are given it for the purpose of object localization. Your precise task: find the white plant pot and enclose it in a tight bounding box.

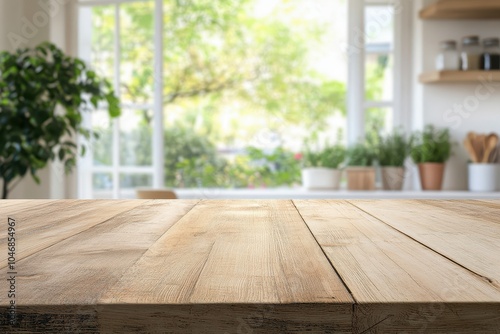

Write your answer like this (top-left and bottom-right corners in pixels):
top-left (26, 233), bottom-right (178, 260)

top-left (301, 168), bottom-right (342, 190)
top-left (468, 163), bottom-right (499, 192)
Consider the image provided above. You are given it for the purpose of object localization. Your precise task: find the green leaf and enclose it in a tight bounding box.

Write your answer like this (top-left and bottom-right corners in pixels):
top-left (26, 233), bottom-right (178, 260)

top-left (0, 42), bottom-right (120, 187)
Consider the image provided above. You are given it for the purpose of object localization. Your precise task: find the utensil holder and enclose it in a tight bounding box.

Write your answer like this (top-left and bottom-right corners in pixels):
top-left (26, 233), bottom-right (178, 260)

top-left (468, 163), bottom-right (499, 192)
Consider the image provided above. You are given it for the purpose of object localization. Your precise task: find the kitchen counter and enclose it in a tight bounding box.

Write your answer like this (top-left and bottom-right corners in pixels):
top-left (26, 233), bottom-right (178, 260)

top-left (1, 199), bottom-right (499, 332)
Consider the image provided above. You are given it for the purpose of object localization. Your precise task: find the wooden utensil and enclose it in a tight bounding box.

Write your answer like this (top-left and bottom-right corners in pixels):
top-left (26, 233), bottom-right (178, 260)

top-left (483, 133), bottom-right (499, 163)
top-left (464, 137), bottom-right (478, 163)
top-left (490, 147), bottom-right (498, 163)
top-left (467, 132), bottom-right (480, 162)
top-left (475, 134), bottom-right (486, 162)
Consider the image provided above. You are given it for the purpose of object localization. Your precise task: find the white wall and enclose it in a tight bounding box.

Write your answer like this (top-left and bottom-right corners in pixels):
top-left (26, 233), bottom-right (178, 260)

top-left (0, 0), bottom-right (77, 199)
top-left (413, 0), bottom-right (500, 190)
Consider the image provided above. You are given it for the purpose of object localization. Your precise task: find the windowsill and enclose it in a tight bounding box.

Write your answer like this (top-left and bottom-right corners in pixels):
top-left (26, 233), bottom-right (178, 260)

top-left (91, 188), bottom-right (500, 199)
top-left (174, 188), bottom-right (500, 200)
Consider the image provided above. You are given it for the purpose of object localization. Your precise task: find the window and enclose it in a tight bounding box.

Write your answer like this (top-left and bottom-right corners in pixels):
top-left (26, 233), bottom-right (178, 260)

top-left (77, 0), bottom-right (406, 198)
top-left (365, 2), bottom-right (395, 135)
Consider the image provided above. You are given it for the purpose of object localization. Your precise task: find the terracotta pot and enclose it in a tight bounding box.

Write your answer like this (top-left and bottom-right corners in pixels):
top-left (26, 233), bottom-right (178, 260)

top-left (346, 167), bottom-right (376, 191)
top-left (418, 163), bottom-right (445, 191)
top-left (301, 168), bottom-right (342, 190)
top-left (381, 167), bottom-right (405, 191)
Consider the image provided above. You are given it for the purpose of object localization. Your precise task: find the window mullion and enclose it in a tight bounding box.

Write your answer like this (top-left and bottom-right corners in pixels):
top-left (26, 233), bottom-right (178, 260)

top-left (112, 3), bottom-right (121, 199)
top-left (347, 0), bottom-right (366, 144)
top-left (153, 0), bottom-right (164, 189)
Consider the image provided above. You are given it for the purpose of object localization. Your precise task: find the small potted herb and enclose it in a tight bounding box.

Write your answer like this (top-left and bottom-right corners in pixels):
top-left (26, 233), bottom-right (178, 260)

top-left (301, 143), bottom-right (346, 190)
top-left (411, 125), bottom-right (452, 191)
top-left (345, 142), bottom-right (376, 191)
top-left (377, 130), bottom-right (412, 191)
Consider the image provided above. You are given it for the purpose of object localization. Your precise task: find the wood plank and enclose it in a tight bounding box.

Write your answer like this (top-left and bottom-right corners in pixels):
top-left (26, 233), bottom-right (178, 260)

top-left (0, 200), bottom-right (198, 333)
top-left (0, 200), bottom-right (197, 305)
top-left (0, 200), bottom-right (145, 269)
top-left (419, 71), bottom-right (500, 84)
top-left (294, 199), bottom-right (500, 333)
top-left (420, 0), bottom-right (500, 20)
top-left (420, 199), bottom-right (500, 223)
top-left (351, 200), bottom-right (500, 287)
top-left (99, 200), bottom-right (353, 333)
top-left (99, 304), bottom-right (352, 334)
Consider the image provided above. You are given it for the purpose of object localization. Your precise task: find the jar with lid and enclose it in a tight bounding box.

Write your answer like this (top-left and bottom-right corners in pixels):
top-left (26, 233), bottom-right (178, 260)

top-left (481, 38), bottom-right (500, 70)
top-left (461, 36), bottom-right (482, 71)
top-left (436, 40), bottom-right (460, 71)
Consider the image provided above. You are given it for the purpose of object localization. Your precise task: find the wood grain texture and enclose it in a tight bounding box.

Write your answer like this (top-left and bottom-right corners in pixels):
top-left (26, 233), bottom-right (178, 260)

top-left (0, 200), bottom-right (146, 269)
top-left (1, 199), bottom-right (500, 333)
top-left (0, 200), bottom-right (198, 307)
top-left (420, 0), bottom-right (500, 20)
top-left (99, 200), bottom-right (353, 332)
top-left (419, 70), bottom-right (500, 84)
top-left (294, 199), bottom-right (500, 332)
top-left (351, 200), bottom-right (500, 289)
top-left (99, 304), bottom-right (352, 334)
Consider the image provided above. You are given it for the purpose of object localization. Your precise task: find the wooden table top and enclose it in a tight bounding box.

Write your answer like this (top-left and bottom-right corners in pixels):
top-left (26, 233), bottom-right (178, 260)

top-left (0, 199), bottom-right (499, 333)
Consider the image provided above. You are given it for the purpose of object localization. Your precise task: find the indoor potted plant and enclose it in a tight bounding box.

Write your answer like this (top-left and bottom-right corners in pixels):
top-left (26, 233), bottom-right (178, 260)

top-left (411, 125), bottom-right (452, 191)
top-left (301, 143), bottom-right (346, 190)
top-left (345, 142), bottom-right (376, 191)
top-left (377, 129), bottom-right (412, 191)
top-left (0, 42), bottom-right (120, 199)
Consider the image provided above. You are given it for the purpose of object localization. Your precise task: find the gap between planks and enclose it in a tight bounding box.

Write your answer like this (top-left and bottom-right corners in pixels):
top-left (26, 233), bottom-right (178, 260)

top-left (291, 200), bottom-right (357, 303)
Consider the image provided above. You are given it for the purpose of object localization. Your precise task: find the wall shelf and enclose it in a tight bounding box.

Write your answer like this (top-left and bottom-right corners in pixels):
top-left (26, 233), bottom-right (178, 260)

top-left (419, 70), bottom-right (500, 83)
top-left (420, 0), bottom-right (500, 20)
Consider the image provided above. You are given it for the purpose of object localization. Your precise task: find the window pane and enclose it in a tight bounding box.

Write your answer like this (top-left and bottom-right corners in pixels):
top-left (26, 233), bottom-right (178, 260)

top-left (365, 5), bottom-right (394, 45)
top-left (92, 110), bottom-right (113, 167)
top-left (93, 172), bottom-right (113, 190)
top-left (120, 174), bottom-right (153, 189)
top-left (365, 107), bottom-right (393, 136)
top-left (365, 53), bottom-right (393, 101)
top-left (91, 6), bottom-right (115, 83)
top-left (119, 109), bottom-right (153, 166)
top-left (162, 0), bottom-right (347, 189)
top-left (120, 1), bottom-right (154, 104)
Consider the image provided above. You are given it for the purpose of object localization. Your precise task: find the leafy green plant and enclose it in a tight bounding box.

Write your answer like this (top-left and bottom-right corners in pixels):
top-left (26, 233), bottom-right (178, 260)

top-left (346, 142), bottom-right (376, 167)
top-left (0, 42), bottom-right (120, 199)
top-left (162, 125), bottom-right (301, 188)
top-left (244, 147), bottom-right (301, 187)
top-left (377, 129), bottom-right (413, 167)
top-left (411, 125), bottom-right (452, 164)
top-left (163, 126), bottom-right (227, 188)
top-left (302, 144), bottom-right (346, 169)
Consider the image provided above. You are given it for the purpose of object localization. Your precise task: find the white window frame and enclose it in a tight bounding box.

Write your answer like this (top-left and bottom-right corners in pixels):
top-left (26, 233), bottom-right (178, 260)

top-left (78, 0), bottom-right (163, 199)
top-left (347, 0), bottom-right (412, 144)
top-left (77, 0), bottom-right (412, 198)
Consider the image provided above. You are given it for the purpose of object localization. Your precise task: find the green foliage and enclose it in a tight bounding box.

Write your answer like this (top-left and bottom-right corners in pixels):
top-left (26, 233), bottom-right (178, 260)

top-left (88, 0), bottom-right (394, 190)
top-left (92, 0), bottom-right (348, 140)
top-left (0, 42), bottom-right (120, 198)
top-left (377, 129), bottom-right (413, 167)
top-left (303, 143), bottom-right (346, 169)
top-left (162, 124), bottom-right (301, 188)
top-left (242, 147), bottom-right (301, 187)
top-left (411, 125), bottom-right (452, 164)
top-left (164, 126), bottom-right (228, 188)
top-left (346, 142), bottom-right (376, 167)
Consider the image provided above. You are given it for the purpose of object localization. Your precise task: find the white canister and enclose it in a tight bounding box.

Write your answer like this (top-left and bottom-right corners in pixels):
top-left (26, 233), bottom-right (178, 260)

top-left (301, 168), bottom-right (342, 190)
top-left (468, 163), bottom-right (499, 192)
